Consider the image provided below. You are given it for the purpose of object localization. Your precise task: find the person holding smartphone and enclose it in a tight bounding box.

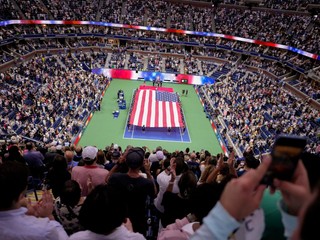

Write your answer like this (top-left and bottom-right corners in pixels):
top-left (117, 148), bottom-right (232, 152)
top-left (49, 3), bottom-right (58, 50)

top-left (190, 152), bottom-right (314, 240)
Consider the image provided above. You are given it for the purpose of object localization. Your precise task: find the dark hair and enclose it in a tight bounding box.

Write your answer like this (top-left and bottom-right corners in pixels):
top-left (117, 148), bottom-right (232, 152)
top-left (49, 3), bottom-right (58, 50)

top-left (245, 156), bottom-right (260, 169)
top-left (190, 183), bottom-right (225, 224)
top-left (79, 185), bottom-right (127, 235)
top-left (178, 171), bottom-right (197, 199)
top-left (52, 155), bottom-right (68, 172)
top-left (96, 150), bottom-right (106, 165)
top-left (0, 162), bottom-right (28, 209)
top-left (300, 182), bottom-right (320, 240)
top-left (175, 157), bottom-right (187, 175)
top-left (301, 152), bottom-right (320, 190)
top-left (60, 180), bottom-right (81, 207)
top-left (26, 142), bottom-right (33, 151)
top-left (144, 152), bottom-right (150, 159)
top-left (163, 158), bottom-right (170, 169)
top-left (125, 147), bottom-right (145, 169)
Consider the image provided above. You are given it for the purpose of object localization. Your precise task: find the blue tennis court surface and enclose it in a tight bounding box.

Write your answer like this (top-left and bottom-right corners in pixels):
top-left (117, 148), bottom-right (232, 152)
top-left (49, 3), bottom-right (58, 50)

top-left (123, 126), bottom-right (191, 142)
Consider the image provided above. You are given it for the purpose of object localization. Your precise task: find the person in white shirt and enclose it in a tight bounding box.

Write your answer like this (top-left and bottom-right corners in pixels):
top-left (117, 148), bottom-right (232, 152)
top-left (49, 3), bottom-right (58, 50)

top-left (0, 161), bottom-right (68, 240)
top-left (191, 157), bottom-right (314, 240)
top-left (154, 157), bottom-right (186, 213)
top-left (69, 184), bottom-right (145, 240)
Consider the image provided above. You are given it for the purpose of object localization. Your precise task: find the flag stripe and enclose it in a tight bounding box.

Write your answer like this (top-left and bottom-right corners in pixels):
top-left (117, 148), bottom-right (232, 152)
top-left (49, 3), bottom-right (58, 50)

top-left (166, 101), bottom-right (171, 128)
top-left (130, 89), bottom-right (184, 128)
top-left (137, 90), bottom-right (146, 126)
top-left (129, 90), bottom-right (139, 126)
top-left (169, 102), bottom-right (176, 127)
top-left (141, 90), bottom-right (150, 126)
top-left (146, 90), bottom-right (154, 127)
top-left (154, 99), bottom-right (159, 127)
top-left (162, 100), bottom-right (167, 128)
top-left (176, 103), bottom-right (184, 127)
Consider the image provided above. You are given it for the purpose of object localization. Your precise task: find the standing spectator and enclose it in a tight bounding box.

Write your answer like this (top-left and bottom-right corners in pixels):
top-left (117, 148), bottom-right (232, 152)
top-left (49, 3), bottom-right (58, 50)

top-left (108, 147), bottom-right (156, 235)
top-left (69, 185), bottom-right (145, 240)
top-left (23, 142), bottom-right (46, 178)
top-left (3, 145), bottom-right (26, 165)
top-left (71, 146), bottom-right (109, 196)
top-left (65, 150), bottom-right (78, 172)
top-left (154, 157), bottom-right (187, 214)
top-left (161, 170), bottom-right (197, 227)
top-left (0, 161), bottom-right (68, 239)
top-left (73, 146), bottom-right (83, 162)
top-left (54, 180), bottom-right (85, 235)
top-left (45, 155), bottom-right (71, 198)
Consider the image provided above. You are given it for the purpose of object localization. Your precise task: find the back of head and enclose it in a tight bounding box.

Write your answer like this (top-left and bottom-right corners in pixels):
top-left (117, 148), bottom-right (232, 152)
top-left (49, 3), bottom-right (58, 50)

top-left (26, 142), bottom-right (33, 151)
top-left (178, 170), bottom-right (197, 199)
top-left (75, 146), bottom-right (82, 156)
top-left (52, 155), bottom-right (68, 172)
top-left (79, 185), bottom-right (127, 235)
top-left (96, 150), bottom-right (106, 165)
top-left (82, 146), bottom-right (98, 165)
top-left (175, 157), bottom-right (187, 175)
top-left (301, 152), bottom-right (320, 190)
top-left (190, 183), bottom-right (226, 224)
top-left (0, 162), bottom-right (28, 210)
top-left (64, 150), bottom-right (74, 162)
top-left (245, 155), bottom-right (260, 169)
top-left (219, 163), bottom-right (230, 176)
top-left (125, 147), bottom-right (145, 170)
top-left (60, 180), bottom-right (81, 207)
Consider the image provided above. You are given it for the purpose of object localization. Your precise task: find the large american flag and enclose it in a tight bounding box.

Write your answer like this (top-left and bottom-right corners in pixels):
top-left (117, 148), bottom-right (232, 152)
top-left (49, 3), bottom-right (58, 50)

top-left (129, 89), bottom-right (184, 128)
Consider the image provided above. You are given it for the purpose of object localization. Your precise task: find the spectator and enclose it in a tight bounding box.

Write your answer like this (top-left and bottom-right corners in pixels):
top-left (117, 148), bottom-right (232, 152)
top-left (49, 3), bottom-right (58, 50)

top-left (65, 150), bottom-right (78, 172)
top-left (71, 146), bottom-right (109, 196)
top-left (45, 155), bottom-right (71, 198)
top-left (69, 184), bottom-right (145, 240)
top-left (3, 145), bottom-right (26, 165)
top-left (23, 142), bottom-right (46, 179)
top-left (154, 157), bottom-right (188, 215)
top-left (161, 170), bottom-right (197, 227)
top-left (190, 157), bottom-right (311, 240)
top-left (0, 161), bottom-right (68, 239)
top-left (108, 147), bottom-right (156, 235)
top-left (54, 180), bottom-right (84, 235)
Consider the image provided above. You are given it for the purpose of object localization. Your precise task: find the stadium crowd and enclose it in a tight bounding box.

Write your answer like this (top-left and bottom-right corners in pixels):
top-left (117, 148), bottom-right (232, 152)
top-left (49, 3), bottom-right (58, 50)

top-left (0, 138), bottom-right (319, 239)
top-left (0, 54), bottom-right (108, 145)
top-left (0, 1), bottom-right (320, 239)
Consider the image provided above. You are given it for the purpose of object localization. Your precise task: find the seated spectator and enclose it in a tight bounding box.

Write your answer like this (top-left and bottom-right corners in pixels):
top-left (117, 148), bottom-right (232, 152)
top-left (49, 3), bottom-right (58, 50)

top-left (69, 184), bottom-right (145, 240)
top-left (161, 170), bottom-right (197, 227)
top-left (54, 180), bottom-right (84, 235)
top-left (71, 146), bottom-right (109, 196)
top-left (108, 147), bottom-right (156, 235)
top-left (0, 161), bottom-right (68, 239)
top-left (45, 155), bottom-right (71, 198)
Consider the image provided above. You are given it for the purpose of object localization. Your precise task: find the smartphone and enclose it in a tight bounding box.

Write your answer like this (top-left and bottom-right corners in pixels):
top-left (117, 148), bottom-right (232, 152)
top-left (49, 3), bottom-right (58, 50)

top-left (261, 135), bottom-right (307, 186)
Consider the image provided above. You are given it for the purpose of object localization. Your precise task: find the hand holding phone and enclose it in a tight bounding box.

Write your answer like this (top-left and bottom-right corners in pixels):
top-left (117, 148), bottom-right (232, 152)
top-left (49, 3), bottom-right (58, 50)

top-left (260, 135), bottom-right (307, 186)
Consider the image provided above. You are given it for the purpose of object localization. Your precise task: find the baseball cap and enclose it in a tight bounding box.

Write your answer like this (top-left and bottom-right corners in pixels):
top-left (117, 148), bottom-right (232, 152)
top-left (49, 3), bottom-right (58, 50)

top-left (112, 150), bottom-right (121, 158)
top-left (156, 150), bottom-right (164, 160)
top-left (113, 144), bottom-right (119, 150)
top-left (82, 146), bottom-right (98, 160)
top-left (126, 147), bottom-right (145, 169)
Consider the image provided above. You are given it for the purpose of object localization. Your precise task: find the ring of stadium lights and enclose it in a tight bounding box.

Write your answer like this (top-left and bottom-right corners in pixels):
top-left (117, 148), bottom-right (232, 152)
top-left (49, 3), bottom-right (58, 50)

top-left (0, 19), bottom-right (319, 60)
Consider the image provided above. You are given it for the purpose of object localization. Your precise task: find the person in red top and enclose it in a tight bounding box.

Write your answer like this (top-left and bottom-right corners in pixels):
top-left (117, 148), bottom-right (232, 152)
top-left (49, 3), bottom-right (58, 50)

top-left (71, 146), bottom-right (109, 196)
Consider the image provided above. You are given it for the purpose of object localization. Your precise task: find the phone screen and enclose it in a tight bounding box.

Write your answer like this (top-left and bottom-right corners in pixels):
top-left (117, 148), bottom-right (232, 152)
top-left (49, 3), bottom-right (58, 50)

top-left (261, 135), bottom-right (306, 186)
